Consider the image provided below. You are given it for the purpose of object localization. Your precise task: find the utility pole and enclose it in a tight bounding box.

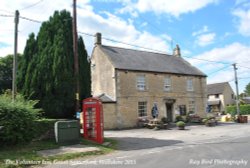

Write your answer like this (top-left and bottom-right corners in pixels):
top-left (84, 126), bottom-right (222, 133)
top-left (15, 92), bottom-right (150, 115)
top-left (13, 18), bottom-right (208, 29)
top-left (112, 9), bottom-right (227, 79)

top-left (72, 0), bottom-right (80, 112)
top-left (12, 10), bottom-right (19, 101)
top-left (233, 63), bottom-right (240, 115)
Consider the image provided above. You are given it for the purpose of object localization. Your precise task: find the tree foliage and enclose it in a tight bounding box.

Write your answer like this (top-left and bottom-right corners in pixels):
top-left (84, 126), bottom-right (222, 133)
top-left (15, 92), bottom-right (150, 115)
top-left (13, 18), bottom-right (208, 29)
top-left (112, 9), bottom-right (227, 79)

top-left (0, 54), bottom-right (21, 93)
top-left (0, 92), bottom-right (41, 145)
top-left (226, 105), bottom-right (250, 115)
top-left (17, 10), bottom-right (91, 118)
top-left (244, 82), bottom-right (250, 96)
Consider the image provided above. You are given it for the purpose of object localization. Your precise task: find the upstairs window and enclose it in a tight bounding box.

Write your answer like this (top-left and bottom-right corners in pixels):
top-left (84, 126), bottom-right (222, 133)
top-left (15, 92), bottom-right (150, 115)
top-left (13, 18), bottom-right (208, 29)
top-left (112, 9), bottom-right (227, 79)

top-left (187, 79), bottom-right (193, 91)
top-left (138, 101), bottom-right (147, 117)
top-left (137, 75), bottom-right (146, 91)
top-left (164, 77), bottom-right (171, 91)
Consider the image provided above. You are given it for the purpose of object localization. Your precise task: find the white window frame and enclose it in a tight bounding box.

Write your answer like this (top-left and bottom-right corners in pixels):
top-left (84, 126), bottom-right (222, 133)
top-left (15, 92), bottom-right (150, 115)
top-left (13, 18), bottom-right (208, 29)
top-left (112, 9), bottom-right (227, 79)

top-left (164, 76), bottom-right (171, 91)
top-left (137, 75), bottom-right (146, 91)
top-left (188, 99), bottom-right (196, 114)
top-left (138, 101), bottom-right (147, 117)
top-left (187, 78), bottom-right (193, 91)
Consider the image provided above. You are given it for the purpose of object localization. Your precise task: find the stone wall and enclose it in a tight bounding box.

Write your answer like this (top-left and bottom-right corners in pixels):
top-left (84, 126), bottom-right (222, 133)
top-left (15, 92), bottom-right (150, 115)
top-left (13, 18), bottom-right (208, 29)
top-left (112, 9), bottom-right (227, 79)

top-left (110, 70), bottom-right (207, 128)
top-left (91, 46), bottom-right (116, 100)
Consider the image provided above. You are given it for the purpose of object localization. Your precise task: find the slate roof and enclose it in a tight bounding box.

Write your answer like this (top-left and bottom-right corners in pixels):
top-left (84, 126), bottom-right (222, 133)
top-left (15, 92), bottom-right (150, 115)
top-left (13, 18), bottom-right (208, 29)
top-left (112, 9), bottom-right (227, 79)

top-left (242, 97), bottom-right (250, 104)
top-left (207, 100), bottom-right (221, 105)
top-left (100, 45), bottom-right (206, 77)
top-left (97, 93), bottom-right (116, 103)
top-left (207, 82), bottom-right (228, 95)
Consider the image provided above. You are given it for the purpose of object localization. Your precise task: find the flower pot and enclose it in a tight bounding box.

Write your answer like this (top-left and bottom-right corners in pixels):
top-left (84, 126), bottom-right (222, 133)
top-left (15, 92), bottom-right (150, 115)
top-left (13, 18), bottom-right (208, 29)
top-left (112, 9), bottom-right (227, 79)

top-left (178, 126), bottom-right (185, 130)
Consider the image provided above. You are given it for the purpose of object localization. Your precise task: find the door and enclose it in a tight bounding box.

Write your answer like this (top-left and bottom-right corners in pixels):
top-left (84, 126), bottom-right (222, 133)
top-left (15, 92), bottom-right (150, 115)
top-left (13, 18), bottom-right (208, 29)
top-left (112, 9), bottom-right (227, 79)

top-left (166, 103), bottom-right (173, 122)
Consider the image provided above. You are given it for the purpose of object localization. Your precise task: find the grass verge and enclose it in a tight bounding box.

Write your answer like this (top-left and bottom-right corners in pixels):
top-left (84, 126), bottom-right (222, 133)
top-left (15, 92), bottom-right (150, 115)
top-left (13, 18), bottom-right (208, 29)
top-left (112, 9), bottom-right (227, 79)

top-left (0, 138), bottom-right (117, 168)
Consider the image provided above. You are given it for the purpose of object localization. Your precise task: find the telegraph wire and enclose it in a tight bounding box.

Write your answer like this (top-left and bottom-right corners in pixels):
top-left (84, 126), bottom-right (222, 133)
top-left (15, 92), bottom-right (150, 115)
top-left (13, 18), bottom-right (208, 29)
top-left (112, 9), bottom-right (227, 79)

top-left (78, 31), bottom-right (233, 65)
top-left (0, 9), bottom-right (14, 14)
top-left (207, 65), bottom-right (232, 76)
top-left (238, 65), bottom-right (250, 70)
top-left (238, 76), bottom-right (250, 80)
top-left (0, 14), bottom-right (42, 24)
top-left (78, 31), bottom-right (168, 54)
top-left (20, 0), bottom-right (44, 11)
top-left (19, 16), bottom-right (42, 23)
top-left (1, 13), bottom-right (250, 68)
top-left (0, 14), bottom-right (14, 18)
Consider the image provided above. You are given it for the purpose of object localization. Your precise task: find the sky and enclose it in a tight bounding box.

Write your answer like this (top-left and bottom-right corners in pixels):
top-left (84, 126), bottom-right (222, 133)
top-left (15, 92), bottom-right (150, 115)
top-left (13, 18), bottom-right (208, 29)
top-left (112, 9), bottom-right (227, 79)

top-left (0, 0), bottom-right (250, 93)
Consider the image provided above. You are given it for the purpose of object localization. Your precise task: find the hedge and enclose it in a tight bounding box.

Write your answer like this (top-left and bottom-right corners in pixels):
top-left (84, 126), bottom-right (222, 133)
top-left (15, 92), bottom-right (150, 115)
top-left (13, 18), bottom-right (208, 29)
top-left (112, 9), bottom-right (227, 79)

top-left (226, 104), bottom-right (250, 115)
top-left (0, 93), bottom-right (41, 145)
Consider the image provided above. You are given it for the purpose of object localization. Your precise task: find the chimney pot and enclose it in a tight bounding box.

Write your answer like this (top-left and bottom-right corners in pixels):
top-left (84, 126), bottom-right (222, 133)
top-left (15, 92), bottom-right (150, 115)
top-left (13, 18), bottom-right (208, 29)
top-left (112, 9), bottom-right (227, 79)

top-left (95, 32), bottom-right (102, 45)
top-left (173, 44), bottom-right (181, 57)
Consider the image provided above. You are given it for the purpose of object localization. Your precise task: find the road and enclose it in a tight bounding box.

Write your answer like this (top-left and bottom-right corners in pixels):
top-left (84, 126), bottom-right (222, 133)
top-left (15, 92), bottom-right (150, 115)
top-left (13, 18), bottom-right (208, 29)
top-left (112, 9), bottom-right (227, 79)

top-left (41, 123), bottom-right (250, 168)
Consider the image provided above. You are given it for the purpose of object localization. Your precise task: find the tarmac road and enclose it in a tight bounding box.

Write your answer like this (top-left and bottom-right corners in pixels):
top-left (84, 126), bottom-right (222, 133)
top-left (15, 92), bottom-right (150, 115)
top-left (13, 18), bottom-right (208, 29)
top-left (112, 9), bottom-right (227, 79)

top-left (38, 122), bottom-right (250, 168)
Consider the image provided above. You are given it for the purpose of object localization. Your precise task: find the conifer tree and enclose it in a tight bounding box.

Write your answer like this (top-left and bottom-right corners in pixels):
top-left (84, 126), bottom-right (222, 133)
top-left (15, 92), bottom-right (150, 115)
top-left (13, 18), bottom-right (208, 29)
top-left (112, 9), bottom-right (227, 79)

top-left (18, 10), bottom-right (91, 118)
top-left (78, 36), bottom-right (91, 100)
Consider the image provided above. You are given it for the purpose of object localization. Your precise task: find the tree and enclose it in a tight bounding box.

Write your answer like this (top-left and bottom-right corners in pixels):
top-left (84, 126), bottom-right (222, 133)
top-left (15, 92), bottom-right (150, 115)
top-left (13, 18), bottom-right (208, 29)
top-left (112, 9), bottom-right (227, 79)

top-left (78, 36), bottom-right (91, 99)
top-left (18, 10), bottom-right (91, 118)
top-left (0, 54), bottom-right (21, 93)
top-left (0, 55), bottom-right (12, 93)
top-left (244, 82), bottom-right (250, 96)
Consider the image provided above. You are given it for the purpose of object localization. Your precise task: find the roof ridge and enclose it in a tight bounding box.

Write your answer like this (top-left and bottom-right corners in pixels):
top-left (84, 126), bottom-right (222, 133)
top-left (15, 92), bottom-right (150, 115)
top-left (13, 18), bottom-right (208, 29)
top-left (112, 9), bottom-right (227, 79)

top-left (101, 44), bottom-right (172, 56)
top-left (208, 82), bottom-right (228, 85)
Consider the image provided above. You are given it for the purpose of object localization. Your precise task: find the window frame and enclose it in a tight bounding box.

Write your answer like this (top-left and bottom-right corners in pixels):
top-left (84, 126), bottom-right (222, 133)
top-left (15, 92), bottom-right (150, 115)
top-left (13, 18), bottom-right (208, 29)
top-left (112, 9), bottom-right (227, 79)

top-left (138, 101), bottom-right (147, 117)
top-left (179, 105), bottom-right (187, 116)
top-left (187, 78), bottom-right (194, 91)
top-left (136, 75), bottom-right (146, 91)
top-left (164, 76), bottom-right (171, 91)
top-left (188, 99), bottom-right (196, 114)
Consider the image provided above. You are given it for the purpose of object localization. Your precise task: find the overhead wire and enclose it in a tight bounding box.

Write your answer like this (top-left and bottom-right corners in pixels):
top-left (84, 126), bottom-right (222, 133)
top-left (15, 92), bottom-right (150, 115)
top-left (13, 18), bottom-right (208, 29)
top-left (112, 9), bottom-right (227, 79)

top-left (0, 14), bottom-right (14, 18)
top-left (78, 31), bottom-right (234, 65)
top-left (20, 0), bottom-right (44, 11)
top-left (1, 14), bottom-right (250, 70)
top-left (19, 16), bottom-right (42, 23)
top-left (207, 65), bottom-right (232, 76)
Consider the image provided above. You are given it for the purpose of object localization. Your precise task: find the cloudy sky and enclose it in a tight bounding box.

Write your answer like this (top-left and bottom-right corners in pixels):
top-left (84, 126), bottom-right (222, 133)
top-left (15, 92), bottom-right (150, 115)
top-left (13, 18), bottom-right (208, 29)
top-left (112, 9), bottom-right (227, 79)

top-left (0, 0), bottom-right (250, 93)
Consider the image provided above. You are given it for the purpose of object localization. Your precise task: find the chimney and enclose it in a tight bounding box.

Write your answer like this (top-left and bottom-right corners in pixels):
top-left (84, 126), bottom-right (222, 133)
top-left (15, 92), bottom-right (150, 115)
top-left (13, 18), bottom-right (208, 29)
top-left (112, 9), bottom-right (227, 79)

top-left (173, 44), bottom-right (181, 57)
top-left (95, 32), bottom-right (102, 45)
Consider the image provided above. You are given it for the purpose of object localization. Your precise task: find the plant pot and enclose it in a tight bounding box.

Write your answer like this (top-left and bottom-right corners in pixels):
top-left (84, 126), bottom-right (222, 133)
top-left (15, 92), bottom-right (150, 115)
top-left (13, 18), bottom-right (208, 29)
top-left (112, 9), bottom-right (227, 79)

top-left (205, 122), bottom-right (214, 127)
top-left (178, 126), bottom-right (185, 130)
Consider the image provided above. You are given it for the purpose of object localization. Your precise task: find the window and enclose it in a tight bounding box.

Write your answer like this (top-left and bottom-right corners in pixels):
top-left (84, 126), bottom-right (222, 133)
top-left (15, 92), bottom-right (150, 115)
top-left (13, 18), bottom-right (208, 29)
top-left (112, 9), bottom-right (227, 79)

top-left (164, 77), bottom-right (171, 91)
top-left (137, 75), bottom-right (146, 91)
top-left (187, 79), bottom-right (193, 91)
top-left (179, 105), bottom-right (186, 116)
top-left (188, 100), bottom-right (195, 114)
top-left (215, 94), bottom-right (219, 98)
top-left (138, 101), bottom-right (147, 117)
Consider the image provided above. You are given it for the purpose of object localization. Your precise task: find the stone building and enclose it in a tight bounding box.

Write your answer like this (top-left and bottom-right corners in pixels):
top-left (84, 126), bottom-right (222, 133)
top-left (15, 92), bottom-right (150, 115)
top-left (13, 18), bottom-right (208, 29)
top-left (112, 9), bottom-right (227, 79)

top-left (91, 33), bottom-right (207, 129)
top-left (207, 82), bottom-right (235, 114)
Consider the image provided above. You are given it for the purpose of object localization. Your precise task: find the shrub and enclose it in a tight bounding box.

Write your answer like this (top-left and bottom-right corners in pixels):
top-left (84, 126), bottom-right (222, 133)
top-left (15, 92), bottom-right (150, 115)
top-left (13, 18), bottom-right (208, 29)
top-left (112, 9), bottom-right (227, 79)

top-left (0, 93), bottom-right (41, 145)
top-left (176, 121), bottom-right (185, 127)
top-left (226, 105), bottom-right (250, 115)
top-left (161, 117), bottom-right (168, 123)
top-left (33, 119), bottom-right (58, 141)
top-left (175, 115), bottom-right (184, 122)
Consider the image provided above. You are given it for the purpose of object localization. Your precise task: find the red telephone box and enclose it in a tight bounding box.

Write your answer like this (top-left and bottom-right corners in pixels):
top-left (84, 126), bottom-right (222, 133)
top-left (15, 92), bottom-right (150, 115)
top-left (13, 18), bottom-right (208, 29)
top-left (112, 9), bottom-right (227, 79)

top-left (82, 97), bottom-right (104, 144)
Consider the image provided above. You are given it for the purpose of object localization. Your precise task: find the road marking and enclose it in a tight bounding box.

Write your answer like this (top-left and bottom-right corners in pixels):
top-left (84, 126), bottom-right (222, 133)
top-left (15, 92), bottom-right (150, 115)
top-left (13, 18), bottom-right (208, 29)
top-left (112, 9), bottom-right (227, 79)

top-left (116, 156), bottom-right (129, 159)
top-left (146, 150), bottom-right (161, 154)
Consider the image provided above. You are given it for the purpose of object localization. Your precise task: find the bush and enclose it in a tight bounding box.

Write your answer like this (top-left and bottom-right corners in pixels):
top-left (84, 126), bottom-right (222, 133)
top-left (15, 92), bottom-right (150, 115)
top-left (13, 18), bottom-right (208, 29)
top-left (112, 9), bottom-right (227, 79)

top-left (0, 93), bottom-right (41, 145)
top-left (33, 119), bottom-right (58, 140)
top-left (176, 121), bottom-right (185, 127)
top-left (175, 115), bottom-right (184, 122)
top-left (161, 117), bottom-right (168, 123)
top-left (226, 105), bottom-right (250, 115)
